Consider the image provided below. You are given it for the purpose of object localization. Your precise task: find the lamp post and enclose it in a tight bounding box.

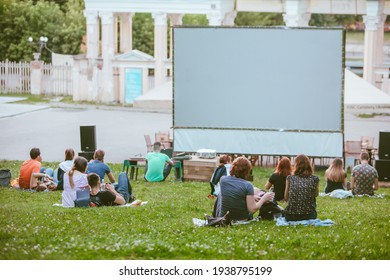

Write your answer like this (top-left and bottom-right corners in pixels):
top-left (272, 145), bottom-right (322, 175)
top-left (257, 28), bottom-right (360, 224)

top-left (28, 36), bottom-right (49, 61)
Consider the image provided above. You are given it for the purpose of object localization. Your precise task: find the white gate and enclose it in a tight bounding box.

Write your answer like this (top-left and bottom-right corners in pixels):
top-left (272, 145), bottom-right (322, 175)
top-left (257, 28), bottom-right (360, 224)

top-left (42, 64), bottom-right (72, 95)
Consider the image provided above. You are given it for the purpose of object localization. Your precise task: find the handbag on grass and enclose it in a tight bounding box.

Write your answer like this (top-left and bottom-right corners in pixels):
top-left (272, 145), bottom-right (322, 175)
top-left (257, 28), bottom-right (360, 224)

top-left (204, 211), bottom-right (231, 227)
top-left (74, 187), bottom-right (90, 207)
top-left (0, 169), bottom-right (11, 186)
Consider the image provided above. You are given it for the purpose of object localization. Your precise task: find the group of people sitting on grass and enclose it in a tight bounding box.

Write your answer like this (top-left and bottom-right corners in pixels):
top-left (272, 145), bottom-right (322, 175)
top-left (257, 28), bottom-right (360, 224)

top-left (14, 145), bottom-right (379, 217)
top-left (14, 141), bottom-right (178, 207)
top-left (14, 147), bottom-right (135, 207)
top-left (209, 152), bottom-right (379, 223)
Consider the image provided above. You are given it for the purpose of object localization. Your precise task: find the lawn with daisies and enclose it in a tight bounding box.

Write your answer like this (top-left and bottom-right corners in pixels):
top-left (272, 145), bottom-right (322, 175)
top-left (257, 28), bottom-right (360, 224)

top-left (0, 160), bottom-right (389, 260)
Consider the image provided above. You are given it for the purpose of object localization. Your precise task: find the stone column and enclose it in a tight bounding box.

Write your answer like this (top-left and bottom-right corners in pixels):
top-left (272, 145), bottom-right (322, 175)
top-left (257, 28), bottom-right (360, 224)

top-left (100, 11), bottom-right (115, 102)
top-left (120, 13), bottom-right (133, 53)
top-left (152, 12), bottom-right (168, 87)
top-left (84, 11), bottom-right (99, 59)
top-left (283, 0), bottom-right (311, 27)
top-left (363, 0), bottom-right (386, 86)
top-left (207, 13), bottom-right (223, 26)
top-left (222, 11), bottom-right (237, 26)
top-left (30, 61), bottom-right (43, 95)
top-left (142, 68), bottom-right (150, 95)
top-left (114, 15), bottom-right (119, 54)
top-left (169, 14), bottom-right (183, 59)
top-left (84, 10), bottom-right (99, 101)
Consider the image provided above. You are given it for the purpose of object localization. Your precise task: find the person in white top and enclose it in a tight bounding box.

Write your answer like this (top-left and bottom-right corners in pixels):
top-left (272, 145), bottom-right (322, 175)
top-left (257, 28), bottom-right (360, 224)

top-left (62, 157), bottom-right (89, 207)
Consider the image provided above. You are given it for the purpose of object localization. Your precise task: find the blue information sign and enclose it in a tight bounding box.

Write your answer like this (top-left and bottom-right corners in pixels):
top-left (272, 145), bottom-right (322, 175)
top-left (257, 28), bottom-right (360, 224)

top-left (125, 68), bottom-right (142, 104)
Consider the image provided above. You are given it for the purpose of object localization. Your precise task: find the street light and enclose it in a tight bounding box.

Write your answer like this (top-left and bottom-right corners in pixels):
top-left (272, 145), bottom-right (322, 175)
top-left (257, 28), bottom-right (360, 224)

top-left (28, 36), bottom-right (50, 61)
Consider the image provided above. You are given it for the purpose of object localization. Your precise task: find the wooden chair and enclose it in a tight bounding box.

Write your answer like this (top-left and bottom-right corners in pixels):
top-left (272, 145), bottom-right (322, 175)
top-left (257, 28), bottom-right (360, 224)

top-left (361, 136), bottom-right (374, 149)
top-left (361, 136), bottom-right (376, 165)
top-left (155, 131), bottom-right (170, 142)
top-left (155, 131), bottom-right (172, 149)
top-left (344, 140), bottom-right (363, 171)
top-left (144, 135), bottom-right (153, 153)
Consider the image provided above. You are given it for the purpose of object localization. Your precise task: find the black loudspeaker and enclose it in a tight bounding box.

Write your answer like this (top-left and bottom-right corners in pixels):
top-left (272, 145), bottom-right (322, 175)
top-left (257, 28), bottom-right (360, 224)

top-left (80, 125), bottom-right (96, 152)
top-left (78, 151), bottom-right (95, 161)
top-left (375, 160), bottom-right (390, 182)
top-left (378, 131), bottom-right (390, 159)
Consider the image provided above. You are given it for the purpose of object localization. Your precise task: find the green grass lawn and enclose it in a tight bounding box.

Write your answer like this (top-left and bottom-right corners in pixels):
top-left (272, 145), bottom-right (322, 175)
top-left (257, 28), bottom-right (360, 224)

top-left (0, 160), bottom-right (389, 260)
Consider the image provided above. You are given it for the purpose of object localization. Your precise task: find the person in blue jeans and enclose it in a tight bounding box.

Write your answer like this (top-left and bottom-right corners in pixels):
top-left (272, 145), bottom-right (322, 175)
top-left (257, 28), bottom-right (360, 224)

top-left (88, 172), bottom-right (133, 206)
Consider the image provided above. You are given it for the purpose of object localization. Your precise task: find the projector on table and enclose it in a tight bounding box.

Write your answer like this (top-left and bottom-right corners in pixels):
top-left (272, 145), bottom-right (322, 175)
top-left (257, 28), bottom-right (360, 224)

top-left (196, 149), bottom-right (216, 159)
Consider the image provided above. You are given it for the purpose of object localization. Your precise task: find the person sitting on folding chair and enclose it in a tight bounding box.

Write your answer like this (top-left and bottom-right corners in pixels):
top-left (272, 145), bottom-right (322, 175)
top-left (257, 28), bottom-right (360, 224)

top-left (144, 142), bottom-right (174, 182)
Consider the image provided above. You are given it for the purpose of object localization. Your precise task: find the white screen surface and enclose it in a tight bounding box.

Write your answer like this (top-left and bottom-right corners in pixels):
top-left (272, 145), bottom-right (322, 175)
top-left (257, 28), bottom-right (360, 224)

top-left (173, 27), bottom-right (345, 157)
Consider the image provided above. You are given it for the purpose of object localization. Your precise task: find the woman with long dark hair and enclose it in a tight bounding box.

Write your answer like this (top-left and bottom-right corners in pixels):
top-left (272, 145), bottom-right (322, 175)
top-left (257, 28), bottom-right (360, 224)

top-left (284, 154), bottom-right (319, 221)
top-left (62, 157), bottom-right (89, 207)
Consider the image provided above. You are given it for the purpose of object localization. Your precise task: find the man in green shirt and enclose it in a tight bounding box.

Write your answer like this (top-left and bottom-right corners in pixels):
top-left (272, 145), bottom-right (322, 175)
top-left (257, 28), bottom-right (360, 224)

top-left (145, 142), bottom-right (174, 182)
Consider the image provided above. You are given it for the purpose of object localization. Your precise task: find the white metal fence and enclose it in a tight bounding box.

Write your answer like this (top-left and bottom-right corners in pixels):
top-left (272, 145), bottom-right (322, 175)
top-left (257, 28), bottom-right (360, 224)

top-left (0, 61), bottom-right (72, 95)
top-left (0, 61), bottom-right (30, 94)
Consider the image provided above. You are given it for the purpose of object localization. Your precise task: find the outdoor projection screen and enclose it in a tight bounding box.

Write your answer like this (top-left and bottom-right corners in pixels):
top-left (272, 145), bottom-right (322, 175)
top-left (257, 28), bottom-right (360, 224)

top-left (173, 27), bottom-right (345, 157)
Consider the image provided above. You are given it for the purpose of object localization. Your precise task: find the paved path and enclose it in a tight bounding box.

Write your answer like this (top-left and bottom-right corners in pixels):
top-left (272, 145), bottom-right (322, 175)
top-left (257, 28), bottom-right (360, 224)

top-left (0, 97), bottom-right (49, 119)
top-left (0, 97), bottom-right (172, 163)
top-left (0, 97), bottom-right (389, 164)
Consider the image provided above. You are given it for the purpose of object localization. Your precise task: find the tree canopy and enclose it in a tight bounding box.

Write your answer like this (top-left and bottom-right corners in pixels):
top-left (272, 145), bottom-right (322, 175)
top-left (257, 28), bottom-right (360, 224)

top-left (0, 0), bottom-right (85, 62)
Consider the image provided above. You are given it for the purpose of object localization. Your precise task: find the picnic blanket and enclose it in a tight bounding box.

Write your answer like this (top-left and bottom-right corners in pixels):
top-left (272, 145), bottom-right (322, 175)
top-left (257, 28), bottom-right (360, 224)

top-left (52, 200), bottom-right (148, 207)
top-left (320, 190), bottom-right (384, 199)
top-left (319, 189), bottom-right (354, 199)
top-left (354, 193), bottom-right (385, 198)
top-left (276, 217), bottom-right (335, 227)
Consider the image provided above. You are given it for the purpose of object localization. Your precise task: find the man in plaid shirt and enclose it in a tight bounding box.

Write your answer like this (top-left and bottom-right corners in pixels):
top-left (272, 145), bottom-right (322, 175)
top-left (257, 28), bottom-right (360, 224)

top-left (351, 152), bottom-right (379, 196)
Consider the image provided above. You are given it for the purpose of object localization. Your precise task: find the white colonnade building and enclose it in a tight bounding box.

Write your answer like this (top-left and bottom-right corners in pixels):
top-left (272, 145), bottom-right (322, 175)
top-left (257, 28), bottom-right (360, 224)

top-left (77, 0), bottom-right (390, 108)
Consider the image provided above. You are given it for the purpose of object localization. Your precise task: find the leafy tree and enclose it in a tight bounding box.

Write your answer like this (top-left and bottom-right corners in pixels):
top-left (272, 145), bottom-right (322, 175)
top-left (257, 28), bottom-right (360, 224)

top-left (0, 0), bottom-right (63, 62)
top-left (182, 14), bottom-right (208, 26)
top-left (56, 0), bottom-right (85, 54)
top-left (132, 13), bottom-right (154, 56)
top-left (235, 12), bottom-right (284, 26)
top-left (310, 14), bottom-right (362, 28)
top-left (32, 0), bottom-right (68, 11)
top-left (0, 0), bottom-right (84, 62)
